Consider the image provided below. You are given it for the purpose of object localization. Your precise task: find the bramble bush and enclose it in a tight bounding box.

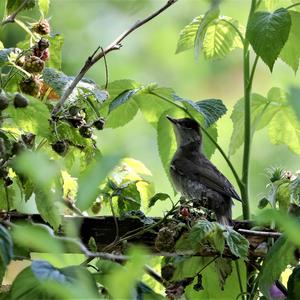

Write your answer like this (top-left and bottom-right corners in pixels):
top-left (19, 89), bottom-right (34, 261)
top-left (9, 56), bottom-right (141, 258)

top-left (1, 0), bottom-right (300, 299)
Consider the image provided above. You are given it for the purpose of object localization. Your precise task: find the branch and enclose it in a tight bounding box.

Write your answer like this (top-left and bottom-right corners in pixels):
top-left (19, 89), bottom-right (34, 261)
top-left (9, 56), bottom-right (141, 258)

top-left (1, 0), bottom-right (31, 26)
top-left (51, 0), bottom-right (178, 117)
top-left (238, 228), bottom-right (281, 238)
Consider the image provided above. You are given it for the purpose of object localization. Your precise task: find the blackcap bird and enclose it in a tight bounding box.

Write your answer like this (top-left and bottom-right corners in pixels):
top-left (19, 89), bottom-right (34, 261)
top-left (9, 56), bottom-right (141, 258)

top-left (167, 116), bottom-right (241, 225)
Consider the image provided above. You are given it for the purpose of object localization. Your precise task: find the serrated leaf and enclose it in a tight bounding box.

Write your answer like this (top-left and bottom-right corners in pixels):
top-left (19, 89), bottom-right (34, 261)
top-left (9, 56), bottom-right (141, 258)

top-left (224, 228), bottom-right (249, 258)
top-left (6, 0), bottom-right (36, 14)
top-left (246, 8), bottom-right (291, 71)
top-left (259, 236), bottom-right (296, 298)
top-left (280, 11), bottom-right (300, 73)
top-left (176, 16), bottom-right (203, 54)
top-left (38, 0), bottom-right (49, 16)
top-left (77, 153), bottom-right (121, 211)
top-left (173, 94), bottom-right (227, 127)
top-left (202, 17), bottom-right (243, 60)
top-left (194, 7), bottom-right (220, 59)
top-left (10, 260), bottom-right (99, 300)
top-left (47, 34), bottom-right (64, 70)
top-left (148, 193), bottom-right (170, 208)
top-left (5, 96), bottom-right (51, 138)
top-left (0, 225), bottom-right (13, 284)
top-left (42, 68), bottom-right (108, 104)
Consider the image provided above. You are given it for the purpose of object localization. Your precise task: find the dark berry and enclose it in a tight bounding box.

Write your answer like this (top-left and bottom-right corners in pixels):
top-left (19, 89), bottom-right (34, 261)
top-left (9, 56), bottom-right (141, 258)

top-left (51, 140), bottom-right (69, 156)
top-left (0, 168), bottom-right (9, 179)
top-left (161, 264), bottom-right (175, 281)
top-left (21, 133), bottom-right (35, 148)
top-left (32, 19), bottom-right (51, 35)
top-left (0, 95), bottom-right (9, 111)
top-left (23, 56), bottom-right (45, 74)
top-left (79, 125), bottom-right (93, 138)
top-left (37, 38), bottom-right (50, 50)
top-left (34, 47), bottom-right (50, 62)
top-left (68, 106), bottom-right (81, 116)
top-left (19, 77), bottom-right (42, 97)
top-left (93, 118), bottom-right (105, 130)
top-left (13, 94), bottom-right (29, 108)
top-left (4, 177), bottom-right (13, 187)
top-left (11, 141), bottom-right (26, 155)
top-left (67, 117), bottom-right (85, 128)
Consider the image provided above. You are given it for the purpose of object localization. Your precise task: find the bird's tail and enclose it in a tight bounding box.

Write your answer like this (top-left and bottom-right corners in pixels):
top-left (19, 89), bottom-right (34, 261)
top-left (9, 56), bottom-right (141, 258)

top-left (216, 205), bottom-right (232, 226)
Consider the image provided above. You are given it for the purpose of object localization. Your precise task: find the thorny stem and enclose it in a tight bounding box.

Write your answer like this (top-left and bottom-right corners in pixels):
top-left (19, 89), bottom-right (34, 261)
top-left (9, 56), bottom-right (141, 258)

top-left (150, 91), bottom-right (244, 193)
top-left (51, 0), bottom-right (178, 117)
top-left (1, 0), bottom-right (32, 26)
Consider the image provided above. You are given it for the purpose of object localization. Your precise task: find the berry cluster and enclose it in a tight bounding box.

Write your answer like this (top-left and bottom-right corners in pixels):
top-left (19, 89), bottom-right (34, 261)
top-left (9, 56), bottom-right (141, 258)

top-left (17, 19), bottom-right (51, 97)
top-left (51, 105), bottom-right (106, 156)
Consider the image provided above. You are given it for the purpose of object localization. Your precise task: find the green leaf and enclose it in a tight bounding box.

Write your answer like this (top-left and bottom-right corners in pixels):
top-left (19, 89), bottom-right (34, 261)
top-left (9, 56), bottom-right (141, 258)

top-left (0, 48), bottom-right (19, 66)
top-left (174, 95), bottom-right (227, 127)
top-left (42, 68), bottom-right (108, 103)
top-left (288, 86), bottom-right (300, 122)
top-left (77, 153), bottom-right (121, 211)
top-left (117, 182), bottom-right (142, 215)
top-left (5, 96), bottom-right (51, 138)
top-left (134, 87), bottom-right (175, 128)
top-left (47, 34), bottom-right (64, 70)
top-left (176, 16), bottom-right (203, 54)
top-left (202, 17), bottom-right (243, 60)
top-left (287, 265), bottom-right (300, 300)
top-left (246, 8), bottom-right (291, 71)
top-left (0, 225), bottom-right (13, 283)
top-left (12, 222), bottom-right (86, 254)
top-left (224, 228), bottom-right (249, 258)
top-left (109, 88), bottom-right (141, 112)
top-left (38, 0), bottom-right (49, 16)
top-left (105, 247), bottom-right (148, 299)
top-left (10, 260), bottom-right (99, 300)
top-left (148, 193), bottom-right (170, 208)
top-left (259, 236), bottom-right (296, 298)
top-left (194, 7), bottom-right (220, 59)
top-left (280, 11), bottom-right (300, 73)
top-left (6, 0), bottom-right (36, 14)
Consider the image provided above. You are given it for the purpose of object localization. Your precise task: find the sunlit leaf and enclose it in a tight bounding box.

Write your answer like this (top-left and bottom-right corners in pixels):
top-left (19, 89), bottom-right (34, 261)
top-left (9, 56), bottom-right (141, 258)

top-left (224, 228), bottom-right (249, 259)
top-left (246, 8), bottom-right (291, 71)
top-left (38, 0), bottom-right (49, 16)
top-left (47, 34), bottom-right (64, 70)
top-left (288, 86), bottom-right (300, 122)
top-left (148, 193), bottom-right (170, 208)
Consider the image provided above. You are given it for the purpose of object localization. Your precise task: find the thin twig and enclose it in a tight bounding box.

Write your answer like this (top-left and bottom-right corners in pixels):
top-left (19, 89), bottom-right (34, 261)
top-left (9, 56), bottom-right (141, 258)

top-left (51, 0), bottom-right (178, 117)
top-left (286, 2), bottom-right (300, 10)
top-left (238, 228), bottom-right (281, 238)
top-left (144, 265), bottom-right (165, 286)
top-left (1, 0), bottom-right (31, 26)
top-left (101, 46), bottom-right (109, 90)
top-left (63, 198), bottom-right (84, 216)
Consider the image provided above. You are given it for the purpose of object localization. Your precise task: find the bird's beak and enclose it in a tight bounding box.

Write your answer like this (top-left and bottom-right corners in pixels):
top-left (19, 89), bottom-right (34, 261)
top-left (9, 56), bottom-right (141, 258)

top-left (166, 115), bottom-right (177, 124)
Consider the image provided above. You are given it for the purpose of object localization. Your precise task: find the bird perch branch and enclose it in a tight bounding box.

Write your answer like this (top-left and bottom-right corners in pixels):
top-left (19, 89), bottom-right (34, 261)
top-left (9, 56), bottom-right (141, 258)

top-left (51, 0), bottom-right (178, 117)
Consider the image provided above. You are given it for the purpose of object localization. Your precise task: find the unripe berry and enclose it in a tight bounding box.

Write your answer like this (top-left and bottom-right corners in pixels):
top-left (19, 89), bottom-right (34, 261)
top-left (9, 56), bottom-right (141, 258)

top-left (0, 95), bottom-right (9, 111)
top-left (19, 77), bottom-right (42, 97)
top-left (180, 207), bottom-right (190, 218)
top-left (23, 56), bottom-right (45, 74)
top-left (13, 94), bottom-right (29, 108)
top-left (32, 19), bottom-right (51, 35)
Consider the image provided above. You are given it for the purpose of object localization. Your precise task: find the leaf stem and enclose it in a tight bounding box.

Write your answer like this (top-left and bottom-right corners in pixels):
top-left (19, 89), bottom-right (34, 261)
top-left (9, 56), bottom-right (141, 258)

top-left (1, 0), bottom-right (31, 26)
top-left (150, 91), bottom-right (244, 192)
top-left (220, 19), bottom-right (245, 44)
top-left (286, 2), bottom-right (300, 10)
top-left (235, 260), bottom-right (245, 300)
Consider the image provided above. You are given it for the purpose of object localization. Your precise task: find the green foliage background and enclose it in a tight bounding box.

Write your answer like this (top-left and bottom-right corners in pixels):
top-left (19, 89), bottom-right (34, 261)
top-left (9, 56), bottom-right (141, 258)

top-left (1, 0), bottom-right (295, 217)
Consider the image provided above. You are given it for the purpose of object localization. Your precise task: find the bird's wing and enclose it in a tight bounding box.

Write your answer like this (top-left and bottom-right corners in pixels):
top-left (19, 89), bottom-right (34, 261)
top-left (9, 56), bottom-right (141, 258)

top-left (172, 154), bottom-right (241, 201)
